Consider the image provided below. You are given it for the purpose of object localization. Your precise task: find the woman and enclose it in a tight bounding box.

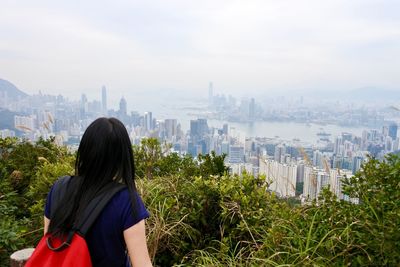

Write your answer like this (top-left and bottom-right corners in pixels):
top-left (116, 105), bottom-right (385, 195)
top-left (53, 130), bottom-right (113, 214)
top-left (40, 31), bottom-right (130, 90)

top-left (43, 117), bottom-right (152, 267)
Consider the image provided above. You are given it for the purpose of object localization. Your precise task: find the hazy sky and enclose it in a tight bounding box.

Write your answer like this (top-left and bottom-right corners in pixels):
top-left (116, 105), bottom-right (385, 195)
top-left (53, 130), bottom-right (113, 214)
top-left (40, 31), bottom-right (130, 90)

top-left (1, 0), bottom-right (399, 99)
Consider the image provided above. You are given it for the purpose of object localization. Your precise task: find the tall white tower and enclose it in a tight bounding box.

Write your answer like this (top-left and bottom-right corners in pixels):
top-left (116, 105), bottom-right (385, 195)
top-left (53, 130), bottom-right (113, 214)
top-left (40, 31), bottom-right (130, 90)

top-left (102, 86), bottom-right (107, 115)
top-left (208, 82), bottom-right (213, 105)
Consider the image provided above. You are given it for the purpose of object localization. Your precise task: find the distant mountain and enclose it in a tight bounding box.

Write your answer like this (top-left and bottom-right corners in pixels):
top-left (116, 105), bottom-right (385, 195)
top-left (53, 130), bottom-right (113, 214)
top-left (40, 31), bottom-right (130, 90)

top-left (295, 87), bottom-right (400, 102)
top-left (347, 87), bottom-right (400, 101)
top-left (0, 79), bottom-right (28, 101)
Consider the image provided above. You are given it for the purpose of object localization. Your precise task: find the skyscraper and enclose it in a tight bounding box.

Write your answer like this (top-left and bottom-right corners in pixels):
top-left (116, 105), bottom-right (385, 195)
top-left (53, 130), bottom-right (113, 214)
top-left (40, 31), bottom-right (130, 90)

top-left (165, 119), bottom-right (177, 139)
top-left (190, 120), bottom-right (198, 139)
top-left (274, 144), bottom-right (286, 163)
top-left (222, 124), bottom-right (228, 135)
top-left (197, 119), bottom-right (208, 136)
top-left (259, 159), bottom-right (297, 197)
top-left (312, 150), bottom-right (323, 168)
top-left (119, 97), bottom-right (127, 116)
top-left (80, 94), bottom-right (88, 117)
top-left (334, 136), bottom-right (343, 156)
top-left (249, 98), bottom-right (256, 121)
top-left (208, 82), bottom-right (213, 106)
top-left (389, 123), bottom-right (398, 140)
top-left (352, 156), bottom-right (364, 174)
top-left (144, 112), bottom-right (153, 132)
top-left (102, 86), bottom-right (107, 115)
top-left (190, 118), bottom-right (208, 138)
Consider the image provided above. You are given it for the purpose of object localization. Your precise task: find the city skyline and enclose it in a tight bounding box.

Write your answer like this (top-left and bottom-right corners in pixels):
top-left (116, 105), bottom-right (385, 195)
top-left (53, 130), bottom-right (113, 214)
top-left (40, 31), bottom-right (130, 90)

top-left (1, 0), bottom-right (400, 97)
top-left (1, 77), bottom-right (398, 204)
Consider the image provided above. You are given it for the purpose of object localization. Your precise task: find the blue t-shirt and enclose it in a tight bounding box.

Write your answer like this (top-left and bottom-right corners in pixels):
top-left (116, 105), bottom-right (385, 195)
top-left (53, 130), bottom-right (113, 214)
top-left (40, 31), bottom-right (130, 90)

top-left (44, 184), bottom-right (150, 267)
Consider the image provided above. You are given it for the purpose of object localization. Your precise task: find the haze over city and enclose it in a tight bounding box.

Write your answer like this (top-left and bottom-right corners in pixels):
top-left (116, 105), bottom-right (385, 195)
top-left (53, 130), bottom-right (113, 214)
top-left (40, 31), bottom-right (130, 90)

top-left (1, 0), bottom-right (400, 104)
top-left (2, 2), bottom-right (400, 265)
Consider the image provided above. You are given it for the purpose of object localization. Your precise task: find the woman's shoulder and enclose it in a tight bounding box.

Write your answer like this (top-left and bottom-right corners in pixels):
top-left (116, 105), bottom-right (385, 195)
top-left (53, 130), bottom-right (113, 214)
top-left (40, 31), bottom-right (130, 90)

top-left (109, 187), bottom-right (147, 212)
top-left (105, 187), bottom-right (150, 230)
top-left (109, 186), bottom-right (130, 203)
top-left (110, 186), bottom-right (139, 203)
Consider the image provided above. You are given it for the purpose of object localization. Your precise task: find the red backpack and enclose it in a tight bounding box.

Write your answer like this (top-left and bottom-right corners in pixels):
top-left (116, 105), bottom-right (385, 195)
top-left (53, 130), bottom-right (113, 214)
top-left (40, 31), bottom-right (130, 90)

top-left (26, 176), bottom-right (125, 267)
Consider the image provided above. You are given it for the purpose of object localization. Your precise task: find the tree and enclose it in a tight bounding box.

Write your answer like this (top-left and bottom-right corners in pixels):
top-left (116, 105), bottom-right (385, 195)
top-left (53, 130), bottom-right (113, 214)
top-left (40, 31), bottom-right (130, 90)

top-left (341, 154), bottom-right (400, 265)
top-left (198, 151), bottom-right (229, 177)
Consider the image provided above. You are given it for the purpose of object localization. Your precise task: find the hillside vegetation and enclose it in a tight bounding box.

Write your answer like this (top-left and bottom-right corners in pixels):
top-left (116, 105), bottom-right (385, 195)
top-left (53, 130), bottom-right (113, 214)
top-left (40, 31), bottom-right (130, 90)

top-left (0, 137), bottom-right (399, 266)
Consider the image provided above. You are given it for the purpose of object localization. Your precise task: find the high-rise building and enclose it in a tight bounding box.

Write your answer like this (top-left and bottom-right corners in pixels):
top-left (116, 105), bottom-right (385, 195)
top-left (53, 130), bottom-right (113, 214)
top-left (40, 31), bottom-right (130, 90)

top-left (334, 136), bottom-right (343, 156)
top-left (296, 163), bottom-right (305, 183)
top-left (274, 144), bottom-right (286, 163)
top-left (259, 158), bottom-right (297, 197)
top-left (165, 119), bottom-right (177, 139)
top-left (198, 119), bottom-right (208, 136)
top-left (370, 129), bottom-right (379, 141)
top-left (330, 169), bottom-right (356, 202)
top-left (229, 163), bottom-right (256, 176)
top-left (190, 120), bottom-right (199, 139)
top-left (208, 82), bottom-right (213, 106)
top-left (316, 171), bottom-right (330, 196)
top-left (80, 94), bottom-right (88, 117)
top-left (385, 136), bottom-right (393, 151)
top-left (119, 97), bottom-right (127, 116)
top-left (190, 118), bottom-right (208, 139)
top-left (389, 123), bottom-right (398, 140)
top-left (312, 150), bottom-right (323, 168)
top-left (222, 124), bottom-right (228, 135)
top-left (221, 141), bottom-right (229, 155)
top-left (352, 156), bottom-right (364, 174)
top-left (144, 112), bottom-right (153, 132)
top-left (81, 94), bottom-right (88, 104)
top-left (14, 115), bottom-right (36, 132)
top-left (229, 145), bottom-right (244, 163)
top-left (303, 166), bottom-right (318, 200)
top-left (249, 98), bottom-right (256, 121)
top-left (102, 86), bottom-right (107, 115)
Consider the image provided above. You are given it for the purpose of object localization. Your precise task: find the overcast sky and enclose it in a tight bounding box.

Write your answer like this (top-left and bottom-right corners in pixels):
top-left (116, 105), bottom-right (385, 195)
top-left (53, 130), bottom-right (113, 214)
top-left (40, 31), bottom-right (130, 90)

top-left (1, 0), bottom-right (399, 100)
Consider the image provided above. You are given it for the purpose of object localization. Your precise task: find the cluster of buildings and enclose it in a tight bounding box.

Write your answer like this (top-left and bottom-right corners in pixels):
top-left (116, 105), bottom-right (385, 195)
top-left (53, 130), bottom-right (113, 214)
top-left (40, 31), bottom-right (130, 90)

top-left (205, 83), bottom-right (393, 129)
top-left (228, 124), bottom-right (398, 203)
top-left (1, 85), bottom-right (398, 204)
top-left (208, 82), bottom-right (260, 122)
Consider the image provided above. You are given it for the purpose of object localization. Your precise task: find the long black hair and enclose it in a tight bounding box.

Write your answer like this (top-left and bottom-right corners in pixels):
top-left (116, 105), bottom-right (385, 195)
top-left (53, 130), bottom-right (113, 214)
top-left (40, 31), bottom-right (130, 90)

top-left (48, 117), bottom-right (137, 235)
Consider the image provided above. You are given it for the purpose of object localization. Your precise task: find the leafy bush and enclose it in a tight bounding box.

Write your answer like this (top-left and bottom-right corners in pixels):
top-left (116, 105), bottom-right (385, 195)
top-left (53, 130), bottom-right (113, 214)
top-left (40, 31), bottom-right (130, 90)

top-left (1, 137), bottom-right (399, 266)
top-left (0, 137), bottom-right (73, 263)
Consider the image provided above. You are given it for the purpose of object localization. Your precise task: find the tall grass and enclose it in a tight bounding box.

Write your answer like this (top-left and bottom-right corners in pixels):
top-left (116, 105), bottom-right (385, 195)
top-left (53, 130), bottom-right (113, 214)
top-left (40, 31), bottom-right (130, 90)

top-left (1, 138), bottom-right (399, 266)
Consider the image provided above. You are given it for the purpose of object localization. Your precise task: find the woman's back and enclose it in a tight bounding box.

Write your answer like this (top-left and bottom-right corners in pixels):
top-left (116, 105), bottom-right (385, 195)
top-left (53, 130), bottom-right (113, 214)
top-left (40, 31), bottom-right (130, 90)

top-left (45, 183), bottom-right (149, 266)
top-left (43, 117), bottom-right (152, 267)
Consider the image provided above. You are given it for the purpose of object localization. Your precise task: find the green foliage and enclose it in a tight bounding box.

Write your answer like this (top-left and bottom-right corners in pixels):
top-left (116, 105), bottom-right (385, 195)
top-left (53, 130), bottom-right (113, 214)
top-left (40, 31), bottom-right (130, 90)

top-left (197, 151), bottom-right (229, 177)
top-left (133, 138), bottom-right (164, 179)
top-left (1, 137), bottom-right (400, 267)
top-left (137, 175), bottom-right (199, 266)
top-left (0, 137), bottom-right (73, 264)
top-left (133, 138), bottom-right (228, 179)
top-left (341, 154), bottom-right (400, 265)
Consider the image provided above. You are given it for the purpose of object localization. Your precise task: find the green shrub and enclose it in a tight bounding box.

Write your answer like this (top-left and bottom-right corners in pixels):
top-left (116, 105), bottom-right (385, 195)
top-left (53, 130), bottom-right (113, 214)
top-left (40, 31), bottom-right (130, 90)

top-left (1, 137), bottom-right (399, 267)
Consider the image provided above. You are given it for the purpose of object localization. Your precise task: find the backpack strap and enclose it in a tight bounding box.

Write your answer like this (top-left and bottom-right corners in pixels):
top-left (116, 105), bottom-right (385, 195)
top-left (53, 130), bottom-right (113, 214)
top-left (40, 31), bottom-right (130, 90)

top-left (50, 176), bottom-right (72, 218)
top-left (75, 182), bottom-right (125, 236)
top-left (50, 176), bottom-right (126, 236)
